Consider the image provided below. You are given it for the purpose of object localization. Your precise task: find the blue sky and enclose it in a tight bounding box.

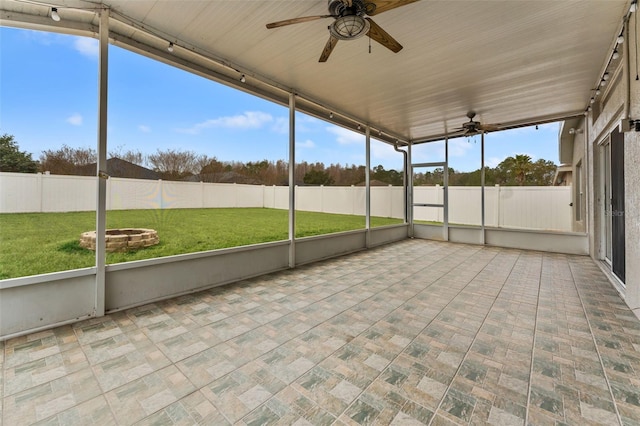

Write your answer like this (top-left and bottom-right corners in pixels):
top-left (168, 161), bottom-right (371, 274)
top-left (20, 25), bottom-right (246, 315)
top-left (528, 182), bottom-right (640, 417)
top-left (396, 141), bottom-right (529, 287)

top-left (0, 26), bottom-right (560, 173)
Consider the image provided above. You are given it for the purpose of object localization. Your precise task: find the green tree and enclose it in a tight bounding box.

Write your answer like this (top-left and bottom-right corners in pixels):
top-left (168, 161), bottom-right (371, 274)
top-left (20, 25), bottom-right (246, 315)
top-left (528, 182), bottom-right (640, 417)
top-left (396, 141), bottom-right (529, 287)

top-left (243, 160), bottom-right (270, 178)
top-left (456, 169), bottom-right (481, 186)
top-left (496, 154), bottom-right (533, 185)
top-left (200, 157), bottom-right (225, 174)
top-left (529, 158), bottom-right (557, 185)
top-left (39, 144), bottom-right (97, 175)
top-left (0, 133), bottom-right (38, 173)
top-left (372, 164), bottom-right (403, 185)
top-left (512, 154), bottom-right (532, 185)
top-left (303, 169), bottom-right (334, 185)
top-left (147, 148), bottom-right (199, 180)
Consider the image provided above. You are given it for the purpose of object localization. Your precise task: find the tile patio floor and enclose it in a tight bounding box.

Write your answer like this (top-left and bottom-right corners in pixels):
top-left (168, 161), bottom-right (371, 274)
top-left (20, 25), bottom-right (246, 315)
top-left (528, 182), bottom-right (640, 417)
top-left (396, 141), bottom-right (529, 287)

top-left (1, 239), bottom-right (640, 425)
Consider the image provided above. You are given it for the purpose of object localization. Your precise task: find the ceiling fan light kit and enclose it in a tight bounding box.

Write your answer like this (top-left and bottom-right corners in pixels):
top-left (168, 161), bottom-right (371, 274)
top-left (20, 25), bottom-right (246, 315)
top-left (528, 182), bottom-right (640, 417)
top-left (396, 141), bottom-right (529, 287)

top-left (330, 15), bottom-right (370, 40)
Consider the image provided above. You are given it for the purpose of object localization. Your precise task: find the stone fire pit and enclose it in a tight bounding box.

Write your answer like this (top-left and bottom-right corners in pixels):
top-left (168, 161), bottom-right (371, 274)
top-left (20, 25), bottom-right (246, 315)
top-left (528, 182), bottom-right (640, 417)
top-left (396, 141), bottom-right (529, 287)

top-left (80, 228), bottom-right (159, 252)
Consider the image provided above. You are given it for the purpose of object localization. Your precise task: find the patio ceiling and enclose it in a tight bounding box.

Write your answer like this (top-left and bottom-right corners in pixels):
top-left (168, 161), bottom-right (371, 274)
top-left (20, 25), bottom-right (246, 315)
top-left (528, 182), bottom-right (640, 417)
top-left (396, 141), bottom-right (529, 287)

top-left (1, 0), bottom-right (632, 144)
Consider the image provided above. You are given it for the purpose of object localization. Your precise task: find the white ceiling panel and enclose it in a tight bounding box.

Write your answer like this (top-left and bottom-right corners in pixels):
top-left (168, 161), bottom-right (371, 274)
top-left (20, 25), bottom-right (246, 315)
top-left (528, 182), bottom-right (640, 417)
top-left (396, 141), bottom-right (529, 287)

top-left (1, 0), bottom-right (631, 143)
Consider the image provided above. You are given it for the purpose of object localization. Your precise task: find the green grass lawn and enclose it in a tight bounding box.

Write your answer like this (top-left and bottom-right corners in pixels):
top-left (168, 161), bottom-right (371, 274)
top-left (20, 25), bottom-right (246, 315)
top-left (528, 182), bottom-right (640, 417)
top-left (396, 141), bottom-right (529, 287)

top-left (0, 208), bottom-right (402, 279)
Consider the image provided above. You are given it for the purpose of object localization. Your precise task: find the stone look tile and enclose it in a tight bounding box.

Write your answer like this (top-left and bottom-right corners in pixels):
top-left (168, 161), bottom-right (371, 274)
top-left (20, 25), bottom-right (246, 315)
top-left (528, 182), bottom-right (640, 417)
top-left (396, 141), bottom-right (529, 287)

top-left (80, 329), bottom-right (154, 366)
top-left (330, 380), bottom-right (362, 404)
top-left (259, 346), bottom-right (318, 385)
top-left (2, 240), bottom-right (640, 425)
top-left (3, 346), bottom-right (89, 396)
top-left (91, 344), bottom-right (171, 392)
top-left (175, 343), bottom-right (239, 388)
top-left (3, 368), bottom-right (102, 424)
top-left (155, 327), bottom-right (220, 363)
top-left (73, 318), bottom-right (125, 346)
top-left (136, 390), bottom-right (230, 425)
top-left (201, 362), bottom-right (286, 422)
top-left (4, 328), bottom-right (78, 369)
top-left (488, 406), bottom-right (524, 426)
top-left (104, 365), bottom-right (196, 424)
top-left (32, 395), bottom-right (116, 425)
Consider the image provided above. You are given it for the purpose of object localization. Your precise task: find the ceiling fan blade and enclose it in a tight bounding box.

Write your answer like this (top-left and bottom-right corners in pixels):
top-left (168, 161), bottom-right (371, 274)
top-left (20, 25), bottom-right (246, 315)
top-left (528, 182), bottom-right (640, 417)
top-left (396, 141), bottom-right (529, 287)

top-left (367, 0), bottom-right (419, 16)
top-left (365, 18), bottom-right (402, 53)
top-left (478, 123), bottom-right (500, 132)
top-left (266, 15), bottom-right (333, 29)
top-left (319, 36), bottom-right (339, 62)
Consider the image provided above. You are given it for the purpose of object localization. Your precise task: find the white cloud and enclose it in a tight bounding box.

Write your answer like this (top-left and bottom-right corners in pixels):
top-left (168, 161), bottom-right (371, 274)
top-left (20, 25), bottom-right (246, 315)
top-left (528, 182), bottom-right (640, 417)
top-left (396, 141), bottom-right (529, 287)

top-left (299, 115), bottom-right (321, 124)
top-left (448, 138), bottom-right (475, 157)
top-left (73, 37), bottom-right (98, 59)
top-left (24, 30), bottom-right (56, 45)
top-left (297, 139), bottom-right (315, 148)
top-left (272, 117), bottom-right (289, 134)
top-left (368, 143), bottom-right (406, 170)
top-left (411, 142), bottom-right (446, 164)
top-left (371, 142), bottom-right (394, 158)
top-left (66, 113), bottom-right (83, 126)
top-left (177, 111), bottom-right (273, 134)
top-left (486, 157), bottom-right (503, 168)
top-left (23, 32), bottom-right (99, 58)
top-left (138, 125), bottom-right (151, 133)
top-left (295, 114), bottom-right (324, 133)
top-left (326, 126), bottom-right (364, 145)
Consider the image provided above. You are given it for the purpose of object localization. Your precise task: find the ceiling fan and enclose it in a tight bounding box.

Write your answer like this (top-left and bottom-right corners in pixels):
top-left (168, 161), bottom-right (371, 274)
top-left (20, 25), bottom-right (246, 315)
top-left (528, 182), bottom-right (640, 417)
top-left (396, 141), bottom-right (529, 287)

top-left (266, 0), bottom-right (418, 62)
top-left (454, 111), bottom-right (500, 136)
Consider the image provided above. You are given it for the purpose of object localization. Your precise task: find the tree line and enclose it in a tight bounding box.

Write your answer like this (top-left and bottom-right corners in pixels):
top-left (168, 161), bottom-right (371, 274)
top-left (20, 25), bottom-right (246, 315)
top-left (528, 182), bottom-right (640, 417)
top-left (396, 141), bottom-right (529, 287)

top-left (415, 154), bottom-right (557, 187)
top-left (1, 133), bottom-right (557, 186)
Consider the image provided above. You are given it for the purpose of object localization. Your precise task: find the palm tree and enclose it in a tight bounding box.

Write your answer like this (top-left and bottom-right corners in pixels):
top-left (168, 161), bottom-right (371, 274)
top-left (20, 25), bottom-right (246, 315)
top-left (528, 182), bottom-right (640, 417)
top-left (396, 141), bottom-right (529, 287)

top-left (512, 154), bottom-right (533, 185)
top-left (496, 154), bottom-right (533, 185)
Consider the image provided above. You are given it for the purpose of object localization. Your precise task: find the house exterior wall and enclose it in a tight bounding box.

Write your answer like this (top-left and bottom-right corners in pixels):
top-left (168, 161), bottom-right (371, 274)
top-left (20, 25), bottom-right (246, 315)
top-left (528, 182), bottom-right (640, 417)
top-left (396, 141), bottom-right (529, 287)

top-left (585, 26), bottom-right (640, 318)
top-left (624, 25), bottom-right (640, 319)
top-left (625, 132), bottom-right (640, 318)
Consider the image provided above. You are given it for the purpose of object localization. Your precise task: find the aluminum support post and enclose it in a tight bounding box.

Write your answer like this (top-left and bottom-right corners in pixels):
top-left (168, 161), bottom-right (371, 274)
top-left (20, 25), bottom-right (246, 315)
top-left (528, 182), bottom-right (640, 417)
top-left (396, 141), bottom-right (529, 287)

top-left (365, 126), bottom-right (371, 247)
top-left (95, 8), bottom-right (109, 316)
top-left (288, 94), bottom-right (296, 268)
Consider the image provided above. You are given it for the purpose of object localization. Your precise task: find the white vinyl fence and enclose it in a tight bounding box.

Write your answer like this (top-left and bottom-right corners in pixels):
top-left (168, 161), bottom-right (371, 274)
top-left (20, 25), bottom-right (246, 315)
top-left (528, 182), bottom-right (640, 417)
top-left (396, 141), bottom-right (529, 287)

top-left (412, 184), bottom-right (572, 231)
top-left (0, 172), bottom-right (572, 231)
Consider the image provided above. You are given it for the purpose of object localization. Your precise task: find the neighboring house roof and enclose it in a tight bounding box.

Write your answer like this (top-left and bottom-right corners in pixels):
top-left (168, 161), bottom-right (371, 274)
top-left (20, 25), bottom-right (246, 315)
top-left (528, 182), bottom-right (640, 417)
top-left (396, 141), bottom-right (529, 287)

top-left (553, 164), bottom-right (572, 186)
top-left (186, 172), bottom-right (262, 185)
top-left (77, 158), bottom-right (161, 180)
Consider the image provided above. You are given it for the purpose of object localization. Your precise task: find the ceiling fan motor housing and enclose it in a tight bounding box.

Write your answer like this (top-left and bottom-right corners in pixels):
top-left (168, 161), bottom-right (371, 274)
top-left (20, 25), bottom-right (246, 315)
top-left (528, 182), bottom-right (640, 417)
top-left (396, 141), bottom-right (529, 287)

top-left (328, 0), bottom-right (371, 17)
top-left (328, 0), bottom-right (345, 16)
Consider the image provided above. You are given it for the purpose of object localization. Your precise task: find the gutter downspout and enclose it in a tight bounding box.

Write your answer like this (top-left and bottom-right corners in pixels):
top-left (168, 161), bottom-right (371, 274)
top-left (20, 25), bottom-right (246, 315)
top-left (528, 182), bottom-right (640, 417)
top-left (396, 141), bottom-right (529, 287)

top-left (624, 13), bottom-right (632, 121)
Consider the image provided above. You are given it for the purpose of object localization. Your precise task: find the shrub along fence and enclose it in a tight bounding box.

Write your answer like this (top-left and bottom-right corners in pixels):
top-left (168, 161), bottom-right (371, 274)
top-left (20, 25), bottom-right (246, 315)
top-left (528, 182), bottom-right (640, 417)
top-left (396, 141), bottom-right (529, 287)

top-left (0, 172), bottom-right (572, 231)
